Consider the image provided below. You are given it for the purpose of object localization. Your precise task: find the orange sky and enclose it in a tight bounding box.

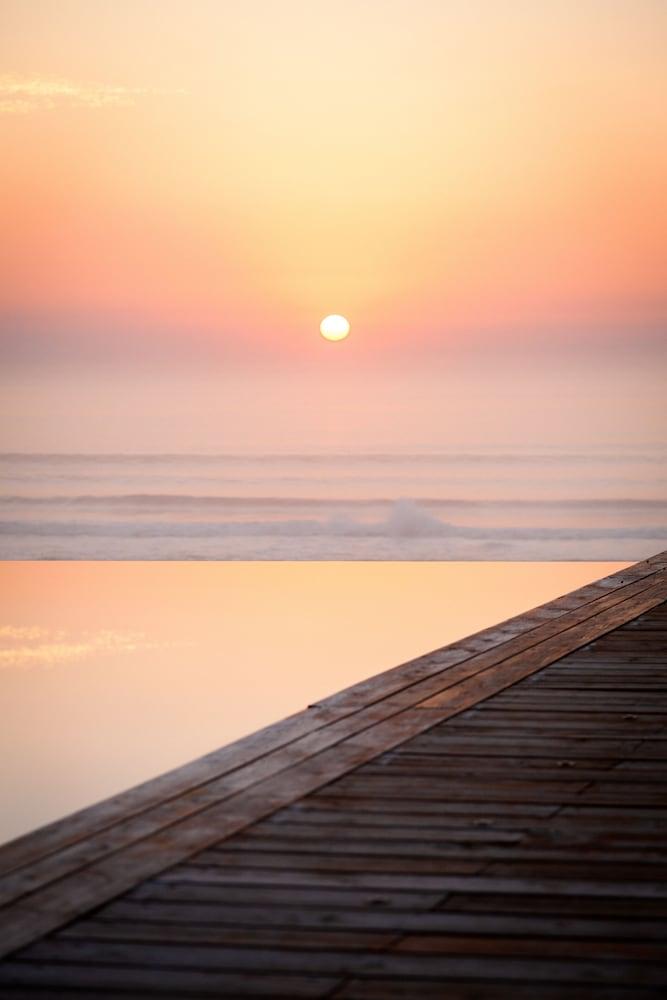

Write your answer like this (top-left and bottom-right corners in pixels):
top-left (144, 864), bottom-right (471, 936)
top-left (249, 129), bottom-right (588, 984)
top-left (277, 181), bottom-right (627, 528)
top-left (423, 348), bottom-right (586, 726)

top-left (1, 0), bottom-right (666, 365)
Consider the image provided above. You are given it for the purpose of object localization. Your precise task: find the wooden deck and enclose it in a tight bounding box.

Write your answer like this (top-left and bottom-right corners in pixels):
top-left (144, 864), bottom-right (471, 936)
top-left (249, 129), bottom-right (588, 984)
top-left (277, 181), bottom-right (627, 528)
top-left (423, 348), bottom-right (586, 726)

top-left (0, 551), bottom-right (666, 997)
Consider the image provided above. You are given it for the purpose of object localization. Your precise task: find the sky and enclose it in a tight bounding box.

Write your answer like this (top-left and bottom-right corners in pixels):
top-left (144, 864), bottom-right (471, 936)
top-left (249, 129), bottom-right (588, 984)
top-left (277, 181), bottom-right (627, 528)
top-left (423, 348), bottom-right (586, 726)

top-left (0, 0), bottom-right (665, 452)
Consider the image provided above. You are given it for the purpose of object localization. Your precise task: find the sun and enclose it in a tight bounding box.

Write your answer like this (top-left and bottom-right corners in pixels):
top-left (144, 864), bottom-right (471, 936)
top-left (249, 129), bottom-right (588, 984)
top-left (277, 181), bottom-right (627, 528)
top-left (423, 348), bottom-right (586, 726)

top-left (320, 314), bottom-right (350, 342)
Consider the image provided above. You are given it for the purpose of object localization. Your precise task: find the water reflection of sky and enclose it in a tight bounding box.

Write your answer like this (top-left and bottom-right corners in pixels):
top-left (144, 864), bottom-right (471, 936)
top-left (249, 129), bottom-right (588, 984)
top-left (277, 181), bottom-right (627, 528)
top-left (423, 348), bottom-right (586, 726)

top-left (0, 560), bottom-right (628, 845)
top-left (0, 625), bottom-right (186, 668)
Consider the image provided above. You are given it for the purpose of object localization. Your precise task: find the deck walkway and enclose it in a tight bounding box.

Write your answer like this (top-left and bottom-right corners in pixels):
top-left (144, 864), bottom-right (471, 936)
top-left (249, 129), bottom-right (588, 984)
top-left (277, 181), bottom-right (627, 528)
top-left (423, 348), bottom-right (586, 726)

top-left (0, 551), bottom-right (666, 996)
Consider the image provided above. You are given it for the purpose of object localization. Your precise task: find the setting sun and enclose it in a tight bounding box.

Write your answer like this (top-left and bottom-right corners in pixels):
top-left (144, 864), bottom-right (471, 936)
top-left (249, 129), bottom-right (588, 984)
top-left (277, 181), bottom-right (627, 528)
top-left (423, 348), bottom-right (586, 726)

top-left (319, 315), bottom-right (350, 342)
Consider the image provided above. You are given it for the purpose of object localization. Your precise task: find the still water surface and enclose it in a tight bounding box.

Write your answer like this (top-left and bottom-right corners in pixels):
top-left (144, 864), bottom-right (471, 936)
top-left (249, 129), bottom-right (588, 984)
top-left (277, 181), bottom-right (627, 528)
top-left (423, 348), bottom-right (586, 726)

top-left (0, 560), bottom-right (628, 845)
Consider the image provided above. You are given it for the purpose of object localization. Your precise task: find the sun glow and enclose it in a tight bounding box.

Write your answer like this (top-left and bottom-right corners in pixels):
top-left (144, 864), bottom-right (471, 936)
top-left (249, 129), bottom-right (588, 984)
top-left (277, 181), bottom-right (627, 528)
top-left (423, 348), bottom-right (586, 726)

top-left (320, 315), bottom-right (350, 342)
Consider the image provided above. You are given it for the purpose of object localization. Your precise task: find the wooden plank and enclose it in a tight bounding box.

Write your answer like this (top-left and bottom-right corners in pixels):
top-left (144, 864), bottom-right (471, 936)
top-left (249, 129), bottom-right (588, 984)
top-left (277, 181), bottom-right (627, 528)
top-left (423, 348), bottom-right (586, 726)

top-left (465, 711), bottom-right (666, 725)
top-left (336, 979), bottom-right (664, 999)
top-left (59, 920), bottom-right (399, 951)
top-left (6, 940), bottom-right (667, 986)
top-left (183, 852), bottom-right (486, 875)
top-left (53, 928), bottom-right (667, 985)
top-left (127, 880), bottom-right (445, 910)
top-left (266, 805), bottom-right (667, 833)
top-left (62, 906), bottom-right (667, 941)
top-left (483, 695), bottom-right (665, 710)
top-left (394, 935), bottom-right (667, 959)
top-left (139, 867), bottom-right (667, 897)
top-left (435, 723), bottom-right (667, 739)
top-left (377, 753), bottom-right (621, 770)
top-left (395, 737), bottom-right (642, 758)
top-left (628, 742), bottom-right (667, 758)
top-left (199, 837), bottom-right (667, 866)
top-left (441, 892), bottom-right (667, 918)
top-left (483, 861), bottom-right (667, 881)
top-left (355, 764), bottom-right (644, 784)
top-left (0, 962), bottom-right (340, 996)
top-left (239, 821), bottom-right (526, 843)
top-left (312, 775), bottom-right (591, 800)
top-left (305, 796), bottom-right (561, 817)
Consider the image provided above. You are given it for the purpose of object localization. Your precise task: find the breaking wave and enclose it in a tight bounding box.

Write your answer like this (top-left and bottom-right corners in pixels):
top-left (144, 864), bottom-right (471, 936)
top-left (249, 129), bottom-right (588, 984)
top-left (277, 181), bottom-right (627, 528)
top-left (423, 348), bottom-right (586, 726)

top-left (1, 499), bottom-right (665, 541)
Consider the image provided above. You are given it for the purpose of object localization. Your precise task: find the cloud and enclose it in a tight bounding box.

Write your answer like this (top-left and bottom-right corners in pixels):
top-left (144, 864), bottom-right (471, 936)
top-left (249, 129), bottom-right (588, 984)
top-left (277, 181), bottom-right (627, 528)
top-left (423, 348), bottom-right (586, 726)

top-left (0, 75), bottom-right (184, 115)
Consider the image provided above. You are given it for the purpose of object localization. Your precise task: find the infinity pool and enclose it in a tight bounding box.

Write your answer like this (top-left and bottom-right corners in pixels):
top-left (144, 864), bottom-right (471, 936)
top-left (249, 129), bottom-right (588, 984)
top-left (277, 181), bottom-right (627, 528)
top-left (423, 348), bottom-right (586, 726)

top-left (0, 560), bottom-right (628, 844)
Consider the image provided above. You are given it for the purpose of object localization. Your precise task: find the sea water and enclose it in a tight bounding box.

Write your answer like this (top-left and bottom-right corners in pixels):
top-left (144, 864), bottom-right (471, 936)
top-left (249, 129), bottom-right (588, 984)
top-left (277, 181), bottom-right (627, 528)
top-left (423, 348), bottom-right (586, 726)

top-left (1, 448), bottom-right (665, 560)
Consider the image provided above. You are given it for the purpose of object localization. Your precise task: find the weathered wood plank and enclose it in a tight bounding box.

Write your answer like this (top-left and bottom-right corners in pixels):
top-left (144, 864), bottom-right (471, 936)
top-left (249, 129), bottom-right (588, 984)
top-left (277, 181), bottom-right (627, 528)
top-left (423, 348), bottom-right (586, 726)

top-left (127, 880), bottom-right (445, 910)
top-left (266, 805), bottom-right (667, 833)
top-left (335, 979), bottom-right (664, 999)
top-left (304, 796), bottom-right (561, 817)
top-left (60, 920), bottom-right (399, 951)
top-left (395, 736), bottom-right (643, 758)
top-left (62, 906), bottom-right (667, 940)
top-left (441, 892), bottom-right (667, 918)
top-left (183, 852), bottom-right (486, 875)
top-left (8, 939), bottom-right (667, 986)
top-left (235, 821), bottom-right (527, 843)
top-left (140, 867), bottom-right (667, 897)
top-left (198, 838), bottom-right (667, 866)
top-left (0, 962), bottom-right (340, 996)
top-left (394, 934), bottom-right (667, 959)
top-left (483, 861), bottom-right (667, 880)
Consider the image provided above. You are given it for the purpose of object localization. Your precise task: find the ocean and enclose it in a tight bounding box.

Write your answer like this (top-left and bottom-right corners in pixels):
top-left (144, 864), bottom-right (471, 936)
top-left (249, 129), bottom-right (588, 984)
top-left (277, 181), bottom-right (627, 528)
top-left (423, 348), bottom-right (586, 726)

top-left (1, 448), bottom-right (665, 560)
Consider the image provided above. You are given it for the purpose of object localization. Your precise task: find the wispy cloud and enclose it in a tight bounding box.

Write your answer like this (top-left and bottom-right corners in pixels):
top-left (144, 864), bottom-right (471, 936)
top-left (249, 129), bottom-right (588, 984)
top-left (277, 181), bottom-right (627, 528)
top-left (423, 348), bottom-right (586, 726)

top-left (0, 75), bottom-right (184, 115)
